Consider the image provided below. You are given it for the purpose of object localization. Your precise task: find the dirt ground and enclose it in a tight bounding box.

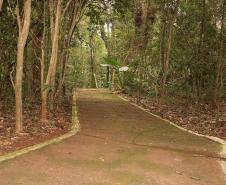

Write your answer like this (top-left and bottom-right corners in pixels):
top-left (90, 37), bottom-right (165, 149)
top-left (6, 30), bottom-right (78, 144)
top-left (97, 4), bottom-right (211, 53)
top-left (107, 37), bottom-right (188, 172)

top-left (0, 89), bottom-right (225, 185)
top-left (0, 101), bottom-right (71, 155)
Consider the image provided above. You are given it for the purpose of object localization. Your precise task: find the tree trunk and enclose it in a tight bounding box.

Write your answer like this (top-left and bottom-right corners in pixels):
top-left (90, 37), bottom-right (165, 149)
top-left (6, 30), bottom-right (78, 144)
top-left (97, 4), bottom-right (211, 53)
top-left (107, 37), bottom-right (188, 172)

top-left (157, 0), bottom-right (180, 109)
top-left (54, 0), bottom-right (87, 97)
top-left (40, 1), bottom-right (46, 121)
top-left (41, 0), bottom-right (61, 121)
top-left (158, 17), bottom-right (174, 108)
top-left (15, 41), bottom-right (24, 133)
top-left (0, 0), bottom-right (3, 12)
top-left (213, 0), bottom-right (226, 107)
top-left (100, 24), bottom-right (112, 87)
top-left (89, 33), bottom-right (96, 88)
top-left (15, 0), bottom-right (31, 133)
top-left (55, 1), bottom-right (84, 97)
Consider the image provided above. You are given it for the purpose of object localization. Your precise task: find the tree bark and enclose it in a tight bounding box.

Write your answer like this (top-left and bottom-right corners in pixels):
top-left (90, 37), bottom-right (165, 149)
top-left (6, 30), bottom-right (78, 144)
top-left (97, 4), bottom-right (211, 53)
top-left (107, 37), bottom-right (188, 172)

top-left (40, 1), bottom-right (46, 121)
top-left (100, 24), bottom-right (112, 87)
top-left (55, 1), bottom-right (87, 96)
top-left (213, 0), bottom-right (226, 108)
top-left (157, 0), bottom-right (180, 109)
top-left (89, 32), bottom-right (97, 88)
top-left (41, 0), bottom-right (61, 121)
top-left (158, 16), bottom-right (174, 108)
top-left (0, 0), bottom-right (3, 12)
top-left (15, 0), bottom-right (31, 133)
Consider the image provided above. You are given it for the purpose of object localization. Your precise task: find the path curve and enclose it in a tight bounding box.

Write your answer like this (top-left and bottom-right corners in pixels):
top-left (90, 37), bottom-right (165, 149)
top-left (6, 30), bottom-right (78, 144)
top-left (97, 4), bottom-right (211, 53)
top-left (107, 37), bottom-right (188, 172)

top-left (0, 89), bottom-right (225, 185)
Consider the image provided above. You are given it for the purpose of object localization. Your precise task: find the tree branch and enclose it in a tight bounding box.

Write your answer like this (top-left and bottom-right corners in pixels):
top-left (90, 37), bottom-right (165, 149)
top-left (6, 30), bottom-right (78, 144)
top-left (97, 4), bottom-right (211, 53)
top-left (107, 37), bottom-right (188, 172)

top-left (10, 70), bottom-right (15, 91)
top-left (62, 0), bottom-right (73, 19)
top-left (0, 0), bottom-right (3, 12)
top-left (16, 1), bottom-right (22, 32)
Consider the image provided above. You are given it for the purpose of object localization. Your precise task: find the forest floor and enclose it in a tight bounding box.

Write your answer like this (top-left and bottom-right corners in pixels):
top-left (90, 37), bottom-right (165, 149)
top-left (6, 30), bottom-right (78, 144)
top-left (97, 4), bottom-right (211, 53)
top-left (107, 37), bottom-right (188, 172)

top-left (0, 89), bottom-right (225, 185)
top-left (0, 99), bottom-right (71, 155)
top-left (120, 94), bottom-right (226, 140)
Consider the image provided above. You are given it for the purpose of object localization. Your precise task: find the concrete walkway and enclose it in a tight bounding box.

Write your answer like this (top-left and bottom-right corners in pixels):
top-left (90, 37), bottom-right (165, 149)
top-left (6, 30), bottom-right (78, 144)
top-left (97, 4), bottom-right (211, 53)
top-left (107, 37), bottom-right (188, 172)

top-left (0, 89), bottom-right (225, 185)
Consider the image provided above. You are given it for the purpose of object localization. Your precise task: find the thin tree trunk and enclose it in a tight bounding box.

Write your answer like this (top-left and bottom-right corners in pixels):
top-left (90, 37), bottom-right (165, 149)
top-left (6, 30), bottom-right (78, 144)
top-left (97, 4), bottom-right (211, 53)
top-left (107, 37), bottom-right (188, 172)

top-left (15, 0), bottom-right (31, 133)
top-left (158, 18), bottom-right (174, 107)
top-left (0, 0), bottom-right (3, 12)
top-left (55, 1), bottom-right (84, 96)
top-left (0, 0), bottom-right (3, 13)
top-left (195, 0), bottom-right (206, 100)
top-left (41, 1), bottom-right (46, 121)
top-left (41, 0), bottom-right (61, 121)
top-left (89, 33), bottom-right (96, 88)
top-left (157, 0), bottom-right (180, 110)
top-left (100, 24), bottom-right (112, 87)
top-left (15, 40), bottom-right (24, 133)
top-left (213, 0), bottom-right (226, 108)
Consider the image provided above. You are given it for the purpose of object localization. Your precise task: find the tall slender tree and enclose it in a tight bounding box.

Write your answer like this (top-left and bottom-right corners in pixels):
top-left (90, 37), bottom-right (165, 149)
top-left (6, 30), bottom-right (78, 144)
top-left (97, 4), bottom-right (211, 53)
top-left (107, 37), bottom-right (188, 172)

top-left (14, 0), bottom-right (31, 133)
top-left (0, 0), bottom-right (3, 12)
top-left (41, 0), bottom-right (62, 121)
top-left (158, 0), bottom-right (180, 109)
top-left (213, 0), bottom-right (226, 108)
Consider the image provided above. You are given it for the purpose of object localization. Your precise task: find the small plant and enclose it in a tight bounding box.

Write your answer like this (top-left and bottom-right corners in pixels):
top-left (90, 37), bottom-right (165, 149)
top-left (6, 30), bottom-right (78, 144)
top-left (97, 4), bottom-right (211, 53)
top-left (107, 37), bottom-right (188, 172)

top-left (101, 57), bottom-right (129, 90)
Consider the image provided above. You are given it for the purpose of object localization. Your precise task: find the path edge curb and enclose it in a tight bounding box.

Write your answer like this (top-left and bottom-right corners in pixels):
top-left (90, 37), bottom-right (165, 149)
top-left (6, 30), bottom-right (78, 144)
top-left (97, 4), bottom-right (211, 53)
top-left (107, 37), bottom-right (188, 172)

top-left (0, 90), bottom-right (80, 163)
top-left (117, 95), bottom-right (226, 157)
top-left (118, 94), bottom-right (226, 175)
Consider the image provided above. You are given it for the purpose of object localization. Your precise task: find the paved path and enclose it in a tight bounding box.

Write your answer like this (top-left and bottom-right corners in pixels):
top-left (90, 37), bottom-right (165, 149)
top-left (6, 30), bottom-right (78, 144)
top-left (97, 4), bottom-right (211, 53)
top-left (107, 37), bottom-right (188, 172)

top-left (0, 89), bottom-right (225, 185)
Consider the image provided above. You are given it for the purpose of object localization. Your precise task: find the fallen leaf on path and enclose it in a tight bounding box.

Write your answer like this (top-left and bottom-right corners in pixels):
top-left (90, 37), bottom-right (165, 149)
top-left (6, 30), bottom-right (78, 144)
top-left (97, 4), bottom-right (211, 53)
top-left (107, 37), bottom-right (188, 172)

top-left (99, 157), bottom-right (105, 162)
top-left (192, 154), bottom-right (204, 157)
top-left (175, 171), bottom-right (183, 175)
top-left (190, 176), bottom-right (200, 181)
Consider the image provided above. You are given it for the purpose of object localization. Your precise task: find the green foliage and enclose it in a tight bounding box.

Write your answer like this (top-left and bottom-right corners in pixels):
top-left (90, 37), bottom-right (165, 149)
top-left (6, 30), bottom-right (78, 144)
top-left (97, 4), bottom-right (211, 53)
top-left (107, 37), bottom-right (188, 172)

top-left (102, 57), bottom-right (120, 68)
top-left (0, 0), bottom-right (225, 104)
top-left (0, 2), bottom-right (18, 97)
top-left (66, 63), bottom-right (81, 88)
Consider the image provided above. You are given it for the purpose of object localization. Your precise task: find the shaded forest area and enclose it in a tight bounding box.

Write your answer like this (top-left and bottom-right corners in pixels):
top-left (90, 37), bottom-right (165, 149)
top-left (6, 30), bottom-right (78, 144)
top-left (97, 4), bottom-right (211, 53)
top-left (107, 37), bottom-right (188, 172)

top-left (0, 0), bottom-right (225, 153)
